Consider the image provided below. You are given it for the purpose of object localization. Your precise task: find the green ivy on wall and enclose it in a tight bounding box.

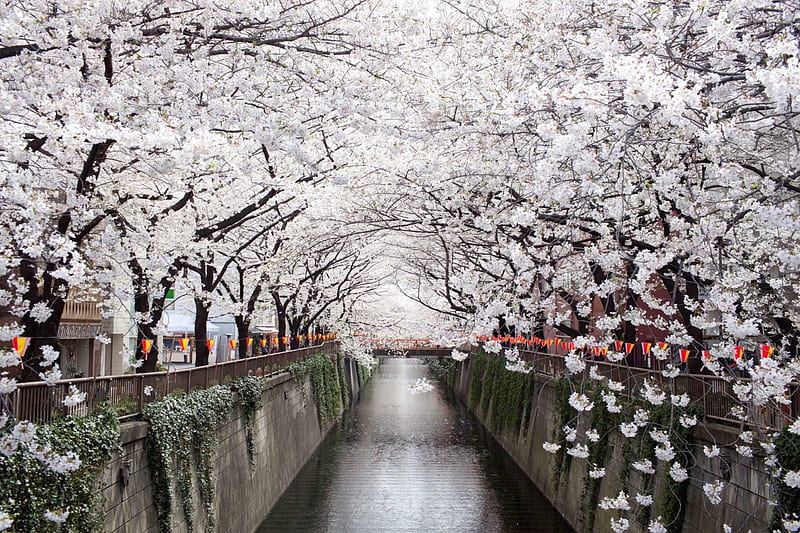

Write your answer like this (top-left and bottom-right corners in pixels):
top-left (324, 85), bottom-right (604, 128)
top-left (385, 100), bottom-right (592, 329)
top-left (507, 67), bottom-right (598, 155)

top-left (771, 427), bottom-right (800, 531)
top-left (581, 384), bottom-right (621, 532)
top-left (144, 376), bottom-right (269, 532)
top-left (485, 355), bottom-right (530, 434)
top-left (356, 361), bottom-right (368, 389)
top-left (424, 357), bottom-right (459, 402)
top-left (229, 376), bottom-right (268, 469)
top-left (0, 405), bottom-right (120, 533)
top-left (465, 352), bottom-right (536, 437)
top-left (337, 354), bottom-right (351, 406)
top-left (144, 384), bottom-right (235, 533)
top-left (287, 353), bottom-right (343, 425)
top-left (468, 352), bottom-right (487, 412)
top-left (551, 376), bottom-right (575, 489)
top-left (480, 355), bottom-right (501, 414)
top-left (646, 403), bottom-right (700, 533)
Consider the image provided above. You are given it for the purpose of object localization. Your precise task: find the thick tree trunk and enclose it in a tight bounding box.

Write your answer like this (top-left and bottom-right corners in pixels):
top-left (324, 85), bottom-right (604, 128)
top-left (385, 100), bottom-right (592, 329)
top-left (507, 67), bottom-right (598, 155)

top-left (136, 322), bottom-right (160, 373)
top-left (288, 316), bottom-right (304, 349)
top-left (130, 256), bottom-right (178, 373)
top-left (273, 292), bottom-right (288, 351)
top-left (133, 290), bottom-right (160, 374)
top-left (194, 299), bottom-right (211, 366)
top-left (18, 257), bottom-right (69, 380)
top-left (20, 317), bottom-right (62, 382)
top-left (235, 315), bottom-right (250, 358)
top-left (773, 317), bottom-right (798, 359)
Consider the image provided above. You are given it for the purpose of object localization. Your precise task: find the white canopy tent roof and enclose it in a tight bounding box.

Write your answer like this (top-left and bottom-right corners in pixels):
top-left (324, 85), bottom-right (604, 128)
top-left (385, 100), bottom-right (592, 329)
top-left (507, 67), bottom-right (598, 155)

top-left (162, 310), bottom-right (220, 336)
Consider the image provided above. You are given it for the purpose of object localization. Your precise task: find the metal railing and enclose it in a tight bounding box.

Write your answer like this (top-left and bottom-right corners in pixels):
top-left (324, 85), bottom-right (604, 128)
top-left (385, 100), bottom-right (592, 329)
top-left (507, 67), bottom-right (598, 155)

top-left (10, 341), bottom-right (338, 424)
top-left (386, 346), bottom-right (798, 429)
top-left (514, 349), bottom-right (799, 430)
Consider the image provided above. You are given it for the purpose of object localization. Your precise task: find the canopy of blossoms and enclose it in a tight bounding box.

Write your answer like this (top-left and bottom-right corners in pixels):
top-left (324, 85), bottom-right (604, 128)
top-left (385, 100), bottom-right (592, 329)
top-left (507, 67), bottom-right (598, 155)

top-left (0, 0), bottom-right (799, 531)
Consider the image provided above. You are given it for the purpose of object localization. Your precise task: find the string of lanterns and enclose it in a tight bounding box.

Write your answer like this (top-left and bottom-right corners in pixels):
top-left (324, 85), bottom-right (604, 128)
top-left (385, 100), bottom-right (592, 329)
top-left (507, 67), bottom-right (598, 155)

top-left (6, 334), bottom-right (338, 360)
top-left (475, 335), bottom-right (775, 364)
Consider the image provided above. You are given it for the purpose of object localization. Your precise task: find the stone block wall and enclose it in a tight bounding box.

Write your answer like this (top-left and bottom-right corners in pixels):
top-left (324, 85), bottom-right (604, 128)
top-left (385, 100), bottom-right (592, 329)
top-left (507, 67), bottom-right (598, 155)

top-left (100, 357), bottom-right (362, 533)
top-left (451, 357), bottom-right (775, 533)
top-left (101, 421), bottom-right (159, 533)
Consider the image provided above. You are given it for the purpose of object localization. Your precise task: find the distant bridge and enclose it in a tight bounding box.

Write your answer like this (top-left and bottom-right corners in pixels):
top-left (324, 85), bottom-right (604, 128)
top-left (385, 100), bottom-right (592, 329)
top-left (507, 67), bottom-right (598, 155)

top-left (372, 348), bottom-right (453, 358)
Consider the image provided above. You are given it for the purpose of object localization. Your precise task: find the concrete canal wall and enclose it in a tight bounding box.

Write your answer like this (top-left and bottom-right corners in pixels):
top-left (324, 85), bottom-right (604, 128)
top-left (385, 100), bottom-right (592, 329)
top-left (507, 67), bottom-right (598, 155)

top-left (100, 357), bottom-right (364, 533)
top-left (450, 356), bottom-right (774, 533)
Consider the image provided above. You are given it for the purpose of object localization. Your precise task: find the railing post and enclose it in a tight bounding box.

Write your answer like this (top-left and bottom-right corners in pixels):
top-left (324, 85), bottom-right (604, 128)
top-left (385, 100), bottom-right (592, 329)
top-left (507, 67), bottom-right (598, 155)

top-left (138, 374), bottom-right (144, 415)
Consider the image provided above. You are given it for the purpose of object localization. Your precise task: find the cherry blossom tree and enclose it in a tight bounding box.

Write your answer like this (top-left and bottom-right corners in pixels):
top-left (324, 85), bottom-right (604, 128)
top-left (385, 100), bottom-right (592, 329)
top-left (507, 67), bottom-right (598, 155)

top-left (1, 0), bottom-right (375, 373)
top-left (365, 0), bottom-right (800, 530)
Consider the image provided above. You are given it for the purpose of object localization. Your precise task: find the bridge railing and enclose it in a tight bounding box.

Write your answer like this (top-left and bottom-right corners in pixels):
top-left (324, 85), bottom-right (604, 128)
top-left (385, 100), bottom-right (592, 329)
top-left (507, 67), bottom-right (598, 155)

top-left (10, 341), bottom-right (339, 424)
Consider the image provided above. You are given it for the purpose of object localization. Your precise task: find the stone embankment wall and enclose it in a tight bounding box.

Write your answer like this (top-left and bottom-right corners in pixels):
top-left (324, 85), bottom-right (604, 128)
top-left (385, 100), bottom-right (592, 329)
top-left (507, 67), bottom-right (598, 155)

top-left (450, 357), bottom-right (773, 533)
top-left (100, 357), bottom-right (364, 533)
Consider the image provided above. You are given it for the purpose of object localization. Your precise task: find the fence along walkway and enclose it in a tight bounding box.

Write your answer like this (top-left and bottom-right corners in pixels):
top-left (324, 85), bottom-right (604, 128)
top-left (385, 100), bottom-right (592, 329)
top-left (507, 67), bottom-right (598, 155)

top-left (393, 346), bottom-right (798, 430)
top-left (515, 348), bottom-right (800, 430)
top-left (11, 342), bottom-right (338, 424)
top-left (12, 343), bottom-right (798, 430)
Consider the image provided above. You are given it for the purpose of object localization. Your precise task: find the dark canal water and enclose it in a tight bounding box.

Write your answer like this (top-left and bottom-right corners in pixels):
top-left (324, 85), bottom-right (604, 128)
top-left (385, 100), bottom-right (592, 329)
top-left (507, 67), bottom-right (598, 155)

top-left (257, 358), bottom-right (573, 533)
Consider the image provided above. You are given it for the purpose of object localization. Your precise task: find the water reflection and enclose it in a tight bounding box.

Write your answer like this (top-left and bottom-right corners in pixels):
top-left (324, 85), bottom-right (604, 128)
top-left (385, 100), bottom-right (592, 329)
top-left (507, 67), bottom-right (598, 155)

top-left (257, 358), bottom-right (573, 532)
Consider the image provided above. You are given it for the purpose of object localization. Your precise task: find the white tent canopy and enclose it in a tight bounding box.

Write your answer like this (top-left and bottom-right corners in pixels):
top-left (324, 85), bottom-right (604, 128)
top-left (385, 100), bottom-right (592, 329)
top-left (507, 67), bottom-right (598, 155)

top-left (162, 310), bottom-right (220, 335)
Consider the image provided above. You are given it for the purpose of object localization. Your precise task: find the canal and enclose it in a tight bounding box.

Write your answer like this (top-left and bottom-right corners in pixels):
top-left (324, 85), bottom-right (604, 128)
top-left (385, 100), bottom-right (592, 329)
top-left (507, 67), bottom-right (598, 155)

top-left (257, 358), bottom-right (573, 532)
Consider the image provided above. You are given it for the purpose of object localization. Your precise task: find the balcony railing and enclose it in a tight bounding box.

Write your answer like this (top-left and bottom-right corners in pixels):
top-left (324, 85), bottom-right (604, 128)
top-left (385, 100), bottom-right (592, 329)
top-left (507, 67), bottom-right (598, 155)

top-left (61, 299), bottom-right (102, 323)
top-left (10, 341), bottom-right (338, 424)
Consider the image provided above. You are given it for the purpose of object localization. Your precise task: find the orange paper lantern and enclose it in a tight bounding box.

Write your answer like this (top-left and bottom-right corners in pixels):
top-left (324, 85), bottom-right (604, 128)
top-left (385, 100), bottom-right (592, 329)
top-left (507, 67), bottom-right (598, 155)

top-left (624, 343), bottom-right (634, 354)
top-left (11, 337), bottom-right (29, 357)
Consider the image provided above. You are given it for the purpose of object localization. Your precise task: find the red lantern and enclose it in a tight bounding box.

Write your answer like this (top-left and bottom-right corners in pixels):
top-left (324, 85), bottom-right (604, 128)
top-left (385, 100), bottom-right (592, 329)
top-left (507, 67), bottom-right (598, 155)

top-left (11, 337), bottom-right (29, 357)
top-left (624, 343), bottom-right (635, 354)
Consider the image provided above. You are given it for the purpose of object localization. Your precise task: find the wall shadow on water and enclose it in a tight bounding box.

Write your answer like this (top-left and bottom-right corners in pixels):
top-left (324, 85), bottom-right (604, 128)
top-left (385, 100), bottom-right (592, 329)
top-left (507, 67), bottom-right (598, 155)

top-left (257, 358), bottom-right (573, 533)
